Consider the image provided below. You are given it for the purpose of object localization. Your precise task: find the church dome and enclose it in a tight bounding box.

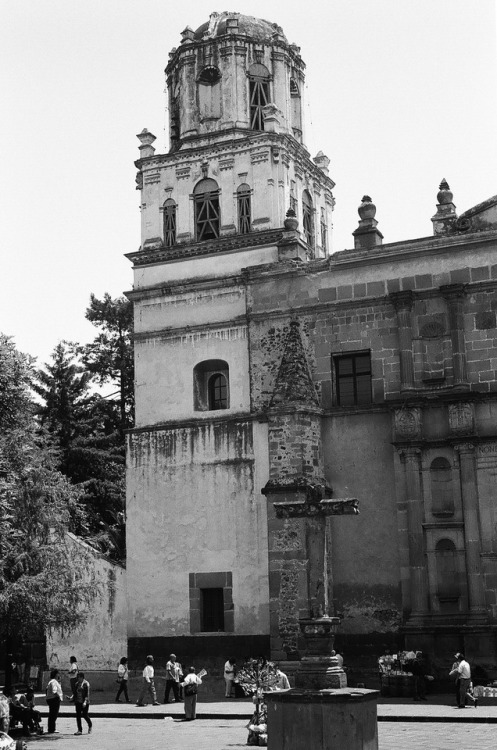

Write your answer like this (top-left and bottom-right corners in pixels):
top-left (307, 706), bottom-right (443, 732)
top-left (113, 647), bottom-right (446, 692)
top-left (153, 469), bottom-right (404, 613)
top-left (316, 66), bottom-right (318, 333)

top-left (194, 11), bottom-right (287, 43)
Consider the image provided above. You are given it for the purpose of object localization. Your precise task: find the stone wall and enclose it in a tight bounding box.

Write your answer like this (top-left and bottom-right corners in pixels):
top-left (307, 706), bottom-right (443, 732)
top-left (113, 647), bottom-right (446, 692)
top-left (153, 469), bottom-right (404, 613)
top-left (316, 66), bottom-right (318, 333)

top-left (46, 534), bottom-right (127, 671)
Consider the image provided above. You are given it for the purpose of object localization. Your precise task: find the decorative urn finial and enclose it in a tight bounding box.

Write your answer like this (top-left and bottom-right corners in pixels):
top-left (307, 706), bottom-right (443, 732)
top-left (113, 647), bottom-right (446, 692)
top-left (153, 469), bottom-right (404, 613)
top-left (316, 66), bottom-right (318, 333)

top-left (358, 195), bottom-right (376, 221)
top-left (284, 207), bottom-right (299, 232)
top-left (437, 179), bottom-right (453, 205)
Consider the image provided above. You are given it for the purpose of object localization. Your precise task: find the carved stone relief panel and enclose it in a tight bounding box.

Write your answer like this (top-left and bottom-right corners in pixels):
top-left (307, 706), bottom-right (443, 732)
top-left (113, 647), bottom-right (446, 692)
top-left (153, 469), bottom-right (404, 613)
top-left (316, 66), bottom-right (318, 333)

top-left (394, 406), bottom-right (422, 441)
top-left (448, 402), bottom-right (475, 435)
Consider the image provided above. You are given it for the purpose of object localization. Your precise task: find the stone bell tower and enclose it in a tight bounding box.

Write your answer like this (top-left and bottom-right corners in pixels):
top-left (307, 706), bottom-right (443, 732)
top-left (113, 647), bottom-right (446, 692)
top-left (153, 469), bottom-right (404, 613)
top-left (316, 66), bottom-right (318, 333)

top-left (126, 12), bottom-right (334, 668)
top-left (134, 10), bottom-right (334, 257)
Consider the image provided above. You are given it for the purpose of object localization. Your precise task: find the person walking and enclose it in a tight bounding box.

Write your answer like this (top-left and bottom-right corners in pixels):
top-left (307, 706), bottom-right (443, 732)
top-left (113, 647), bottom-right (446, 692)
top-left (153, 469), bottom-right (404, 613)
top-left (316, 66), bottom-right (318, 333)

top-left (45, 669), bottom-right (63, 733)
top-left (450, 652), bottom-right (477, 708)
top-left (115, 657), bottom-right (131, 703)
top-left (181, 667), bottom-right (203, 721)
top-left (164, 654), bottom-right (182, 703)
top-left (68, 656), bottom-right (79, 697)
top-left (136, 655), bottom-right (160, 706)
top-left (71, 672), bottom-right (92, 735)
top-left (224, 658), bottom-right (236, 698)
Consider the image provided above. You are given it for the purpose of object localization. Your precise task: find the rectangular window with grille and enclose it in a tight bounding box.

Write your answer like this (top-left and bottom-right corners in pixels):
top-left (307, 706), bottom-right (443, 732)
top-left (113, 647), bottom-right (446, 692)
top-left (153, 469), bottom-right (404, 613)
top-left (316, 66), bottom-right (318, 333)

top-left (335, 352), bottom-right (372, 406)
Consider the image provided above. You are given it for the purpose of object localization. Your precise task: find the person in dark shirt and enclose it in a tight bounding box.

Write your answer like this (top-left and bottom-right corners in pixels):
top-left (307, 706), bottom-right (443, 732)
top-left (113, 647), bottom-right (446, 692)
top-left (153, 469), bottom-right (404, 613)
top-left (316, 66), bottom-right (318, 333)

top-left (71, 672), bottom-right (93, 735)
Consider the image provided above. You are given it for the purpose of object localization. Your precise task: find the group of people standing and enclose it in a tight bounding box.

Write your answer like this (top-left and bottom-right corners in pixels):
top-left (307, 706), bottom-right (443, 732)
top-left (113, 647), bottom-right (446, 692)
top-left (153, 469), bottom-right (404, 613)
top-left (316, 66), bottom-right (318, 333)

top-left (135, 653), bottom-right (204, 720)
top-left (45, 656), bottom-right (93, 736)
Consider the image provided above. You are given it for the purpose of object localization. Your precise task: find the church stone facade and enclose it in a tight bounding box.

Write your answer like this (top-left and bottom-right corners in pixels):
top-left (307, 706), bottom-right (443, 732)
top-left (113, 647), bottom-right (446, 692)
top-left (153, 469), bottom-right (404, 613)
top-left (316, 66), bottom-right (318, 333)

top-left (126, 12), bottom-right (497, 675)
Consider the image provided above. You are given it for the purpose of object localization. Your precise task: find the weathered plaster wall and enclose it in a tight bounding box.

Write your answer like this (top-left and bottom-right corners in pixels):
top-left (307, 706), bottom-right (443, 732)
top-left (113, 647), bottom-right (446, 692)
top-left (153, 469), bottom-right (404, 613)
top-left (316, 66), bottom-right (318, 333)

top-left (134, 324), bottom-right (250, 425)
top-left (46, 535), bottom-right (127, 670)
top-left (126, 419), bottom-right (270, 638)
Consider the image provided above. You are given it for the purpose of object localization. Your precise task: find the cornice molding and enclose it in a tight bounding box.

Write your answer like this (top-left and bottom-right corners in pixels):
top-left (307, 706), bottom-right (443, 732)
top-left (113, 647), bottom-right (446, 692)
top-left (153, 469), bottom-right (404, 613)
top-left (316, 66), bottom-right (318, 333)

top-left (126, 228), bottom-right (283, 267)
top-left (127, 411), bottom-right (256, 435)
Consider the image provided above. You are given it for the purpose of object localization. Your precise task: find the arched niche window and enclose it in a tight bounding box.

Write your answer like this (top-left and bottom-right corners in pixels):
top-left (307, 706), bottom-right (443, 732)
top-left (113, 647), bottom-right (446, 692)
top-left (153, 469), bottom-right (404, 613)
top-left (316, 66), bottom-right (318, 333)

top-left (193, 359), bottom-right (230, 411)
top-left (237, 184), bottom-right (251, 234)
top-left (302, 190), bottom-right (314, 247)
top-left (290, 77), bottom-right (302, 140)
top-left (430, 457), bottom-right (454, 516)
top-left (193, 178), bottom-right (220, 241)
top-left (320, 208), bottom-right (328, 252)
top-left (163, 199), bottom-right (177, 247)
top-left (197, 66), bottom-right (221, 120)
top-left (248, 63), bottom-right (270, 131)
top-left (435, 538), bottom-right (460, 612)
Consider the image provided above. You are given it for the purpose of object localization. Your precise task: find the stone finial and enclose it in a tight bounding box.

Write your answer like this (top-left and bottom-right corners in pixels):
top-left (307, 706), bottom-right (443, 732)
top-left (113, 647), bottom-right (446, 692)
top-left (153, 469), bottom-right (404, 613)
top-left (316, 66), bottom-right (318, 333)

top-left (352, 195), bottom-right (383, 250)
top-left (180, 26), bottom-right (195, 43)
top-left (358, 195), bottom-right (376, 220)
top-left (313, 151), bottom-right (330, 176)
top-left (136, 129), bottom-right (156, 158)
top-left (284, 207), bottom-right (299, 232)
top-left (432, 178), bottom-right (457, 235)
top-left (437, 179), bottom-right (453, 205)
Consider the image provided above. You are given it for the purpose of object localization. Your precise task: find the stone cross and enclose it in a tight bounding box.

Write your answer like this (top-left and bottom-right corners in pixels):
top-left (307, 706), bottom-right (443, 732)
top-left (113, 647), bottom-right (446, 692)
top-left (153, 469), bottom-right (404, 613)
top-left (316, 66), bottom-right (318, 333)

top-left (273, 494), bottom-right (359, 689)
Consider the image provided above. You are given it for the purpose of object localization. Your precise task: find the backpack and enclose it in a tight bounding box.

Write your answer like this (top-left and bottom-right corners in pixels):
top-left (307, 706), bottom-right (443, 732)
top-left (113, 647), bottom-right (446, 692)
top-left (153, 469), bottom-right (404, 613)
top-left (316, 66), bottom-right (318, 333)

top-left (184, 682), bottom-right (197, 696)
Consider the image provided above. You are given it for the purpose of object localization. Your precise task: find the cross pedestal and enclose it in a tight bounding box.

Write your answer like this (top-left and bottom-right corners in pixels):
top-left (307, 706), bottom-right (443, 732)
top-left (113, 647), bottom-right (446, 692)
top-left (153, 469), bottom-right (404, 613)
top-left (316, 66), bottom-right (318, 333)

top-left (272, 493), bottom-right (359, 690)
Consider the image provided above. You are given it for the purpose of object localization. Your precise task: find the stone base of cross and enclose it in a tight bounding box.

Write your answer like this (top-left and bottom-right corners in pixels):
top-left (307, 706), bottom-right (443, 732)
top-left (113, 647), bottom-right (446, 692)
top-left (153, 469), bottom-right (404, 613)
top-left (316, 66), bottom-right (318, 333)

top-left (273, 495), bottom-right (359, 690)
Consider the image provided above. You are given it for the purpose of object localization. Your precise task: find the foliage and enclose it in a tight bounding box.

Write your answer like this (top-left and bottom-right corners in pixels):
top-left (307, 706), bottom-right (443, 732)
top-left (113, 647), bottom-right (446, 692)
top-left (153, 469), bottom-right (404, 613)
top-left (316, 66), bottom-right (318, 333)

top-left (34, 293), bottom-right (134, 562)
top-left (80, 293), bottom-right (134, 433)
top-left (0, 335), bottom-right (97, 643)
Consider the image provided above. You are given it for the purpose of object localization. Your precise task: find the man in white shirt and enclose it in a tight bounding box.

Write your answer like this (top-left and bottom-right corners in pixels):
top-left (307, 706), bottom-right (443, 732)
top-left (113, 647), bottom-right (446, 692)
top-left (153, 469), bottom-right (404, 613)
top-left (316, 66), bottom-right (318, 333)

top-left (453, 652), bottom-right (471, 708)
top-left (164, 654), bottom-right (183, 703)
top-left (136, 655), bottom-right (160, 706)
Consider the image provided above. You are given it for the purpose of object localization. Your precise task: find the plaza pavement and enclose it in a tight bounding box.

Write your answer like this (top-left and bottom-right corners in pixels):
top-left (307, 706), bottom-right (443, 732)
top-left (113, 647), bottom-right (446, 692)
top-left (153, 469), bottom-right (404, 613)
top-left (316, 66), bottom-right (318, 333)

top-left (10, 692), bottom-right (497, 750)
top-left (13, 713), bottom-right (497, 750)
top-left (34, 690), bottom-right (497, 723)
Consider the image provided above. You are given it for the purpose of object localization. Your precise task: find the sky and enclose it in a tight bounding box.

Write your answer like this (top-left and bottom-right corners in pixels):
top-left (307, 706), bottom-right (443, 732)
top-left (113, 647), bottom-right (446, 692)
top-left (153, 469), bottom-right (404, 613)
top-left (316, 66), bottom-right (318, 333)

top-left (1, 0), bottom-right (496, 366)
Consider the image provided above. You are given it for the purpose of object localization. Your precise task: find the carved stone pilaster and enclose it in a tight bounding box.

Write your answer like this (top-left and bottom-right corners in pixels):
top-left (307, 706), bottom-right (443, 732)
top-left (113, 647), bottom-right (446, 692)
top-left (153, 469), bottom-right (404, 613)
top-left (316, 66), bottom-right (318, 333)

top-left (441, 284), bottom-right (468, 388)
top-left (454, 442), bottom-right (487, 618)
top-left (397, 446), bottom-right (429, 619)
top-left (390, 291), bottom-right (415, 391)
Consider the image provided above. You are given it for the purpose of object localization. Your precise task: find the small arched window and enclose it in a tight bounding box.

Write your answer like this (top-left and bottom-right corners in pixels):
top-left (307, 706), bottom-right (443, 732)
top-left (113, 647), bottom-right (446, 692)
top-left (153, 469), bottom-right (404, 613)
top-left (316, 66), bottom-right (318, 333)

top-left (430, 457), bottom-right (454, 516)
top-left (193, 359), bottom-right (230, 411)
top-left (237, 184), bottom-right (251, 234)
top-left (208, 373), bottom-right (228, 410)
top-left (248, 63), bottom-right (270, 131)
top-left (435, 538), bottom-right (460, 612)
top-left (193, 178), bottom-right (220, 241)
top-left (302, 190), bottom-right (314, 247)
top-left (163, 199), bottom-right (177, 247)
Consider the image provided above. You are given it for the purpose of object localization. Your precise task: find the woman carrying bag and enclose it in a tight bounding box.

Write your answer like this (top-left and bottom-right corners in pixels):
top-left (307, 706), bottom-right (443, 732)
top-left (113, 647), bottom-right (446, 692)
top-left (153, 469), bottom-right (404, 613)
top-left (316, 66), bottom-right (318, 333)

top-left (181, 667), bottom-right (206, 721)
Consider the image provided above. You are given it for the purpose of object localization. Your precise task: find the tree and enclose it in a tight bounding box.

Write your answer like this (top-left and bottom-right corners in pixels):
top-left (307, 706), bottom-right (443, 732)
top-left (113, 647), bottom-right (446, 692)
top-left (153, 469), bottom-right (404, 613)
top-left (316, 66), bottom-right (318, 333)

top-left (33, 341), bottom-right (92, 476)
top-left (34, 342), bottom-right (126, 559)
top-left (0, 334), bottom-right (97, 688)
top-left (80, 293), bottom-right (134, 434)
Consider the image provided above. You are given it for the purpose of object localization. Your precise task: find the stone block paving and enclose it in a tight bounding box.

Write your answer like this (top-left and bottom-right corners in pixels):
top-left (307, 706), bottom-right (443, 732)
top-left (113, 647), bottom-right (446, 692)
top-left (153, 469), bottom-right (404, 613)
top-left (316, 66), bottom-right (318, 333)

top-left (15, 717), bottom-right (497, 750)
